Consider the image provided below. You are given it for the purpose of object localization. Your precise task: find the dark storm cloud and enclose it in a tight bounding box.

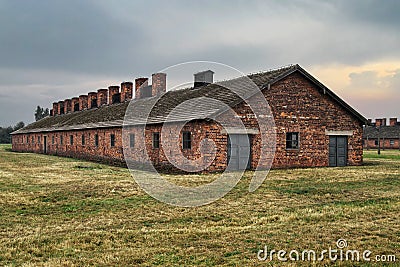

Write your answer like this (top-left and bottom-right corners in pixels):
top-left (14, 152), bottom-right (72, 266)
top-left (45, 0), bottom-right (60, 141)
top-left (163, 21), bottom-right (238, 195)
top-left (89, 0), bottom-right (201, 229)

top-left (338, 0), bottom-right (400, 27)
top-left (0, 0), bottom-right (151, 75)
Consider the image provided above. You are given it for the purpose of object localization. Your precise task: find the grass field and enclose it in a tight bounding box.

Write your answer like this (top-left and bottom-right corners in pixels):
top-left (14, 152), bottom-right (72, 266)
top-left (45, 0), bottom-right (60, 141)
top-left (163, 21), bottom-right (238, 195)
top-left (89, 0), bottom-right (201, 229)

top-left (0, 144), bottom-right (399, 266)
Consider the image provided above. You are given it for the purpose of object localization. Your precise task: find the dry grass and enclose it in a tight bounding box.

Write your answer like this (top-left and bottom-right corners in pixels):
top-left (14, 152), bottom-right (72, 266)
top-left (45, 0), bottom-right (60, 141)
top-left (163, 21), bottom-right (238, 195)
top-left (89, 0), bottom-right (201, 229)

top-left (0, 145), bottom-right (399, 266)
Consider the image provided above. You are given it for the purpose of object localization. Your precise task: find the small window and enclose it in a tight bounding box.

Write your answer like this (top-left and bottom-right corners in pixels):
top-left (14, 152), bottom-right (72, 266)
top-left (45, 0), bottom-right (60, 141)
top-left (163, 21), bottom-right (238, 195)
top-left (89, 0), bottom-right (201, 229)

top-left (129, 134), bottom-right (135, 148)
top-left (70, 135), bottom-right (73, 145)
top-left (52, 136), bottom-right (55, 144)
top-left (153, 132), bottom-right (160, 149)
top-left (182, 131), bottom-right (192, 149)
top-left (95, 134), bottom-right (99, 147)
top-left (390, 140), bottom-right (395, 146)
top-left (60, 135), bottom-right (63, 145)
top-left (32, 136), bottom-right (34, 144)
top-left (38, 136), bottom-right (41, 144)
top-left (26, 136), bottom-right (29, 144)
top-left (110, 134), bottom-right (115, 147)
top-left (82, 134), bottom-right (85, 146)
top-left (286, 132), bottom-right (299, 149)
top-left (375, 140), bottom-right (379, 146)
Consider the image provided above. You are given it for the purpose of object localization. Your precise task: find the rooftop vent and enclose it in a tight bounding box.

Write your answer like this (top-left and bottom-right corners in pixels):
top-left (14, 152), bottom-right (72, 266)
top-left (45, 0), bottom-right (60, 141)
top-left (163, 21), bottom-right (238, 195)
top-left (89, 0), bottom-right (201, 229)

top-left (194, 70), bottom-right (214, 88)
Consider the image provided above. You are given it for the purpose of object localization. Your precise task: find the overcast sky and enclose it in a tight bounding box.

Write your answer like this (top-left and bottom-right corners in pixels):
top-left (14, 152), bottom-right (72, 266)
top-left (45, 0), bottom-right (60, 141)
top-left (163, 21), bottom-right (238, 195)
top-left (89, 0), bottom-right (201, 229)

top-left (0, 0), bottom-right (399, 126)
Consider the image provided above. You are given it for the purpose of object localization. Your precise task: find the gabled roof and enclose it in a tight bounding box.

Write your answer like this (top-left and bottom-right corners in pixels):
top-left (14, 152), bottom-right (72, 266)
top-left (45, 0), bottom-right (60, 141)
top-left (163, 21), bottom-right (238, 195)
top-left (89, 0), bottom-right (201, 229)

top-left (363, 125), bottom-right (400, 139)
top-left (12, 64), bottom-right (367, 135)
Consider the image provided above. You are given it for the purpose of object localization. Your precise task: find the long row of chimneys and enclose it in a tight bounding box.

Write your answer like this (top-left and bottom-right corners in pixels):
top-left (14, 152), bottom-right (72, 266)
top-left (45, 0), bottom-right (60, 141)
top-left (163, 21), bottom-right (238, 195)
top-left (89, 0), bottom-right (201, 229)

top-left (51, 73), bottom-right (167, 116)
top-left (50, 70), bottom-right (215, 116)
top-left (368, 118), bottom-right (399, 127)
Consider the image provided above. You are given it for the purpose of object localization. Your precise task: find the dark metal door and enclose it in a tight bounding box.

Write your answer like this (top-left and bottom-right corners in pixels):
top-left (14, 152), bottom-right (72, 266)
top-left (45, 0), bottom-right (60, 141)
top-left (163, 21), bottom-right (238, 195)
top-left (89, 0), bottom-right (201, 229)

top-left (227, 134), bottom-right (251, 170)
top-left (329, 136), bottom-right (347, 167)
top-left (43, 136), bottom-right (47, 154)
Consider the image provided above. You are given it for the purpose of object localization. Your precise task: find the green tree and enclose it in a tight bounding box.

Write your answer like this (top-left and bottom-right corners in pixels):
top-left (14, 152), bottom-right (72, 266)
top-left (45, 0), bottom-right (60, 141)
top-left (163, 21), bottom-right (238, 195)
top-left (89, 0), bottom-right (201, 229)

top-left (0, 121), bottom-right (25, 144)
top-left (34, 106), bottom-right (49, 121)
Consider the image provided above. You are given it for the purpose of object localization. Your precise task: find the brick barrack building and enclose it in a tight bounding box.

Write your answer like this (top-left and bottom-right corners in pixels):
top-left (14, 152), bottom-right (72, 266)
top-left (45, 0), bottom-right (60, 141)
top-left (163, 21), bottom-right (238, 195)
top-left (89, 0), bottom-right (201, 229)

top-left (363, 118), bottom-right (400, 150)
top-left (11, 64), bottom-right (367, 171)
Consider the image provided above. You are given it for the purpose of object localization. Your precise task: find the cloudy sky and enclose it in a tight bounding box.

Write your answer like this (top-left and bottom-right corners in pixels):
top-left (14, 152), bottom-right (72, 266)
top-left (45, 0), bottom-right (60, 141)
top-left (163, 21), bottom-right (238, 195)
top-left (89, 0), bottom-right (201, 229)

top-left (0, 0), bottom-right (399, 126)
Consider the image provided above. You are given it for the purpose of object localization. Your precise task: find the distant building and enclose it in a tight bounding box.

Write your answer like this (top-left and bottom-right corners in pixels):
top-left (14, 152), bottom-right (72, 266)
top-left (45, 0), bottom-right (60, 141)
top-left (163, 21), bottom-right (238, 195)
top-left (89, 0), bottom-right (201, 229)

top-left (363, 118), bottom-right (400, 149)
top-left (11, 64), bottom-right (367, 171)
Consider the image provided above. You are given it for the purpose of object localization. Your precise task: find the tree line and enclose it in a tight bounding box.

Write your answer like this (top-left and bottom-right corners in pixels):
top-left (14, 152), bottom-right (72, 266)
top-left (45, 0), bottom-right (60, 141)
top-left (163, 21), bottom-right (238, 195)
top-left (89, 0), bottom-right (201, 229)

top-left (0, 106), bottom-right (49, 144)
top-left (0, 122), bottom-right (25, 144)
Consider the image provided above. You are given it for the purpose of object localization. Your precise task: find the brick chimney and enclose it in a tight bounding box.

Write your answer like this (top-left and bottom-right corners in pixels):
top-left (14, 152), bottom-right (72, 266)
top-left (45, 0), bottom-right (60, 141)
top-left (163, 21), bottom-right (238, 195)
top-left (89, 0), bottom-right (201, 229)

top-left (53, 102), bottom-right (59, 116)
top-left (121, 82), bottom-right (133, 102)
top-left (152, 73), bottom-right (167, 96)
top-left (390, 118), bottom-right (398, 126)
top-left (375, 118), bottom-right (387, 127)
top-left (79, 95), bottom-right (88, 111)
top-left (367, 119), bottom-right (372, 125)
top-left (194, 70), bottom-right (214, 88)
top-left (71, 97), bottom-right (79, 112)
top-left (88, 92), bottom-right (98, 109)
top-left (97, 89), bottom-right (108, 106)
top-left (108, 86), bottom-right (120, 104)
top-left (135, 78), bottom-right (148, 99)
top-left (58, 101), bottom-right (65, 115)
top-left (64, 99), bottom-right (72, 114)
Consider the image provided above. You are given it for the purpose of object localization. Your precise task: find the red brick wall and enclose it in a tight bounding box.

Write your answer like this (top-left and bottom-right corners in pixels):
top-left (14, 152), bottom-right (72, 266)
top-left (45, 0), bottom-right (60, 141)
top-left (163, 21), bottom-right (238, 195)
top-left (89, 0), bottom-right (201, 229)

top-left (364, 138), bottom-right (400, 149)
top-left (267, 72), bottom-right (363, 167)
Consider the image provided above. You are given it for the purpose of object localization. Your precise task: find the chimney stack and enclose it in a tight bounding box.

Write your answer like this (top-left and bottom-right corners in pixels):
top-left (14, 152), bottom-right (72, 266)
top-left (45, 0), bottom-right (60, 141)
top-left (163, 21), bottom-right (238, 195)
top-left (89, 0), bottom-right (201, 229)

top-left (58, 101), bottom-right (65, 115)
top-left (97, 89), bottom-right (108, 106)
top-left (79, 95), bottom-right (88, 111)
top-left (390, 118), bottom-right (398, 126)
top-left (64, 99), bottom-right (72, 114)
top-left (53, 102), bottom-right (59, 116)
top-left (71, 97), bottom-right (79, 112)
top-left (194, 70), bottom-right (214, 88)
top-left (88, 92), bottom-right (98, 109)
top-left (121, 82), bottom-right (133, 102)
top-left (367, 118), bottom-right (372, 125)
top-left (375, 118), bottom-right (387, 127)
top-left (135, 78), bottom-right (148, 99)
top-left (108, 86), bottom-right (120, 104)
top-left (152, 73), bottom-right (167, 96)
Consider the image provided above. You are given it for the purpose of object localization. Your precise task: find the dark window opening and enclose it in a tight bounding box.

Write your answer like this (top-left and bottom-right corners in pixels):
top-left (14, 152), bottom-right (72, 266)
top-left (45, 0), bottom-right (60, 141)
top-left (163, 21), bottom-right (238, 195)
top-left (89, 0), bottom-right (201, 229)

top-left (60, 135), bottom-right (63, 145)
top-left (52, 136), bottom-right (55, 144)
top-left (390, 140), bottom-right (395, 146)
top-left (112, 93), bottom-right (121, 104)
top-left (38, 136), bottom-right (41, 144)
top-left (95, 134), bottom-right (99, 147)
top-left (74, 103), bottom-right (79, 112)
top-left (82, 135), bottom-right (85, 146)
top-left (375, 140), bottom-right (379, 146)
top-left (129, 134), bottom-right (135, 148)
top-left (153, 132), bottom-right (160, 149)
top-left (110, 134), bottom-right (115, 147)
top-left (183, 131), bottom-right (192, 149)
top-left (91, 99), bottom-right (98, 108)
top-left (70, 135), bottom-right (73, 145)
top-left (286, 132), bottom-right (299, 149)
